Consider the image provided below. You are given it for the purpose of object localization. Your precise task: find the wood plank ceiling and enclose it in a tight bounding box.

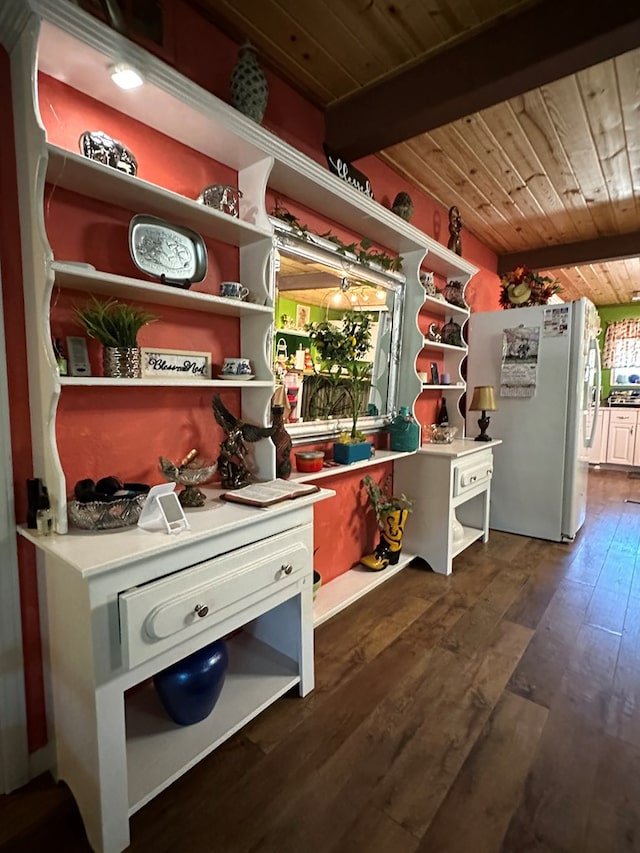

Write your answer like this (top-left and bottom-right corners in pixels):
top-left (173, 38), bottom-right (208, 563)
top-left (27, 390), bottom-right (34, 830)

top-left (192, 0), bottom-right (640, 306)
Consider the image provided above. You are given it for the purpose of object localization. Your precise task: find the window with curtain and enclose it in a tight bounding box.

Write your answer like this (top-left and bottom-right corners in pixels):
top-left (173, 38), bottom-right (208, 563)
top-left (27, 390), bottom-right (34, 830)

top-left (603, 318), bottom-right (640, 384)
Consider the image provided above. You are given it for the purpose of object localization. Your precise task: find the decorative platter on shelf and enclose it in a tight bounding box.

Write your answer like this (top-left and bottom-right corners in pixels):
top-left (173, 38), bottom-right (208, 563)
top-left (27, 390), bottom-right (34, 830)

top-left (217, 374), bottom-right (255, 381)
top-left (128, 214), bottom-right (207, 288)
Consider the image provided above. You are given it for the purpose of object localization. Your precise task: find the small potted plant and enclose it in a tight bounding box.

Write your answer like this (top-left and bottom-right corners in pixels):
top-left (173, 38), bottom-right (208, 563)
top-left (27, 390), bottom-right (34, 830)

top-left (360, 474), bottom-right (413, 571)
top-left (306, 311), bottom-right (374, 464)
top-left (75, 296), bottom-right (157, 378)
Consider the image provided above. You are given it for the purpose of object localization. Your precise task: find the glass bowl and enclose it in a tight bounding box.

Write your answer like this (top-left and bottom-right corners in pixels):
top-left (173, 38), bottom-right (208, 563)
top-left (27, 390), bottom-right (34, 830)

top-left (67, 494), bottom-right (147, 530)
top-left (427, 424), bottom-right (458, 444)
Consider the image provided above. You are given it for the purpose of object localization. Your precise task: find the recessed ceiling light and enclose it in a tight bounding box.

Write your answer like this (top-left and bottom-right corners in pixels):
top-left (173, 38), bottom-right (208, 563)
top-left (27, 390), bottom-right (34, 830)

top-left (110, 63), bottom-right (144, 90)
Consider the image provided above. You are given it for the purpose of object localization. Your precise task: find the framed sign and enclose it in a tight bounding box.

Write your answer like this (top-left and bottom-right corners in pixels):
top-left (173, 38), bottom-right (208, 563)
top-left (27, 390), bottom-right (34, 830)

top-left (141, 348), bottom-right (211, 380)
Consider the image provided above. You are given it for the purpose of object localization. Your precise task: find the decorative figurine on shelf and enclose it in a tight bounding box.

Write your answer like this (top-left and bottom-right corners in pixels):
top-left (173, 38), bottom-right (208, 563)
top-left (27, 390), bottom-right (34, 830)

top-left (271, 403), bottom-right (292, 479)
top-left (212, 394), bottom-right (274, 489)
top-left (420, 271), bottom-right (437, 297)
top-left (391, 191), bottom-right (414, 222)
top-left (79, 130), bottom-right (137, 176)
top-left (360, 475), bottom-right (413, 572)
top-left (159, 450), bottom-right (217, 508)
top-left (441, 317), bottom-right (463, 347)
top-left (442, 279), bottom-right (467, 309)
top-left (447, 205), bottom-right (462, 255)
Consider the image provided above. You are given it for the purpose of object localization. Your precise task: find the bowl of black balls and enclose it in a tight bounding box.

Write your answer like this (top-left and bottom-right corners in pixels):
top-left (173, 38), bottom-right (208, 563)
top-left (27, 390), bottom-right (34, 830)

top-left (67, 476), bottom-right (150, 531)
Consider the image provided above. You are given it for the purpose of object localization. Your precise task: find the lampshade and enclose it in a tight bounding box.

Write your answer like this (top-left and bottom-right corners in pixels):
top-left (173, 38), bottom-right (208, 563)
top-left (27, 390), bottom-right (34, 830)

top-left (469, 385), bottom-right (497, 412)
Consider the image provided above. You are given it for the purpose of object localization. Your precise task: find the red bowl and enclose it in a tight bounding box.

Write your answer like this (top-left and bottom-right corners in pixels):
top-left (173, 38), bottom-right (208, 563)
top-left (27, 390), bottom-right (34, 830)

top-left (295, 451), bottom-right (324, 473)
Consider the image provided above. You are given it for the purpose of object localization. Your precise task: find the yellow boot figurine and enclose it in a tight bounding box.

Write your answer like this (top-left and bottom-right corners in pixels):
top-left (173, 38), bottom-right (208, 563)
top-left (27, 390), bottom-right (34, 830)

top-left (360, 474), bottom-right (413, 572)
top-left (361, 507), bottom-right (410, 571)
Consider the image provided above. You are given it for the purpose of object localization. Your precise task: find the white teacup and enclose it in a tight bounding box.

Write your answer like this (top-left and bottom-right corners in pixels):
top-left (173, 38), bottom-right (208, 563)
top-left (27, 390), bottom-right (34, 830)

top-left (220, 281), bottom-right (249, 300)
top-left (221, 357), bottom-right (252, 376)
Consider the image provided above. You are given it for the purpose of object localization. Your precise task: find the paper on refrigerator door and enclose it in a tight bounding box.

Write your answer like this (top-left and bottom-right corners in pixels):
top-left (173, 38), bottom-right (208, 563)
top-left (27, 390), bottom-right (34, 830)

top-left (500, 326), bottom-right (540, 398)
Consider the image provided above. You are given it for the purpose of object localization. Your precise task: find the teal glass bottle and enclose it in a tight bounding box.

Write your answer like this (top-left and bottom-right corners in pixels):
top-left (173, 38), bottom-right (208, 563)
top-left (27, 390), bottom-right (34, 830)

top-left (387, 406), bottom-right (421, 451)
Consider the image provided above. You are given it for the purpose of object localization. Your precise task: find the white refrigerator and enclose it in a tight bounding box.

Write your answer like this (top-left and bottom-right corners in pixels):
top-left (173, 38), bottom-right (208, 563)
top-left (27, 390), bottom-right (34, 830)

top-left (466, 298), bottom-right (601, 542)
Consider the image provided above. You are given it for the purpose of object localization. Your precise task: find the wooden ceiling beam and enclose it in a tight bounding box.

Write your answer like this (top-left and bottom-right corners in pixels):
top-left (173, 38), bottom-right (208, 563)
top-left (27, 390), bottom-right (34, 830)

top-left (497, 231), bottom-right (640, 276)
top-left (325, 0), bottom-right (640, 161)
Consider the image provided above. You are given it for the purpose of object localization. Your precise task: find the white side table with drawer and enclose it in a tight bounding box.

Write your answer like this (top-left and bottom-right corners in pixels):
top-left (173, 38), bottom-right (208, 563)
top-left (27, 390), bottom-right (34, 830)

top-left (394, 439), bottom-right (501, 576)
top-left (19, 487), bottom-right (333, 853)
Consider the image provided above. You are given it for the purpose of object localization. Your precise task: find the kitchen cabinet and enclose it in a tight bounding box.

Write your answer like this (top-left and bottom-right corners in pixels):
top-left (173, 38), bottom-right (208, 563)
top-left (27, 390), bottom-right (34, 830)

top-left (606, 410), bottom-right (637, 466)
top-left (394, 439), bottom-right (501, 576)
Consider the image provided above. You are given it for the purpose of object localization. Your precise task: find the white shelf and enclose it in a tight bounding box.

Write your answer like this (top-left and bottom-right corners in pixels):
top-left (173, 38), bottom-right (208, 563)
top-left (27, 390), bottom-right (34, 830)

top-left (60, 377), bottom-right (274, 388)
top-left (421, 295), bottom-right (470, 318)
top-left (289, 449), bottom-right (415, 482)
top-left (274, 329), bottom-right (310, 338)
top-left (52, 263), bottom-right (272, 316)
top-left (422, 339), bottom-right (467, 354)
top-left (451, 525), bottom-right (484, 558)
top-left (125, 632), bottom-right (299, 814)
top-left (313, 553), bottom-right (416, 627)
top-left (421, 384), bottom-right (466, 391)
top-left (46, 145), bottom-right (272, 247)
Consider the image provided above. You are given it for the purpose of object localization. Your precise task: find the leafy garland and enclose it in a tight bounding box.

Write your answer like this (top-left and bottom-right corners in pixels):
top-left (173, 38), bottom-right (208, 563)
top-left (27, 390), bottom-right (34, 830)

top-left (272, 202), bottom-right (403, 273)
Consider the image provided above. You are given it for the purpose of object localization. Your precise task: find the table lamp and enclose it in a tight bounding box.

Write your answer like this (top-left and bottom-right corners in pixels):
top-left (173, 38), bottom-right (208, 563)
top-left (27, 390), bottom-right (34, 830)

top-left (469, 385), bottom-right (497, 441)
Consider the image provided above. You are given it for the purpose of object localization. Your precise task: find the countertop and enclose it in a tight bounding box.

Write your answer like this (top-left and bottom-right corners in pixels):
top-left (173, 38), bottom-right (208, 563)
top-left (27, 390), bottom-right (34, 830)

top-left (416, 438), bottom-right (502, 458)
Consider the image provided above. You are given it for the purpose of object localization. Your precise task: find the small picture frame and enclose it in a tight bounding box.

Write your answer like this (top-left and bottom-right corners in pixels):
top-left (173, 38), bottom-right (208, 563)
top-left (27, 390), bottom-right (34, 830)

top-left (296, 304), bottom-right (310, 330)
top-left (430, 362), bottom-right (439, 386)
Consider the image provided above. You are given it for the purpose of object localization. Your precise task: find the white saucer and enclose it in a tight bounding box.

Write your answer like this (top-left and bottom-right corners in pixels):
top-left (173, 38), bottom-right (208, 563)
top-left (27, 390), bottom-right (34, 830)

top-left (218, 374), bottom-right (255, 381)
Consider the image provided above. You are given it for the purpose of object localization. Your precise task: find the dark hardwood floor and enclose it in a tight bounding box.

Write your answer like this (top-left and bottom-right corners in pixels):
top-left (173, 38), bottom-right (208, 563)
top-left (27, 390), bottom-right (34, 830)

top-left (3, 468), bottom-right (640, 852)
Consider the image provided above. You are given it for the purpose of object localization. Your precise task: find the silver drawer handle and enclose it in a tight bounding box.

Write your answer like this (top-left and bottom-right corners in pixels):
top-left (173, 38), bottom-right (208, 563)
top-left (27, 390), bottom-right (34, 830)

top-left (194, 603), bottom-right (209, 618)
top-left (281, 564), bottom-right (293, 576)
top-left (470, 475), bottom-right (477, 482)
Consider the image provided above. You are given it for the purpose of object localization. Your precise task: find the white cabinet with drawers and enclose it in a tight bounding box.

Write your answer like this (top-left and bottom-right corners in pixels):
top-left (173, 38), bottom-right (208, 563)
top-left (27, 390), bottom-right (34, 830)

top-left (18, 489), bottom-right (331, 853)
top-left (394, 439), bottom-right (501, 576)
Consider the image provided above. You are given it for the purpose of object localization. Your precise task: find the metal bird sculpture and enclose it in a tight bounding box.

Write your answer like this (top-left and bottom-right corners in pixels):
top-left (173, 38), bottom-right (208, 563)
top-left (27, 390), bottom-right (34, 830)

top-left (212, 394), bottom-right (274, 489)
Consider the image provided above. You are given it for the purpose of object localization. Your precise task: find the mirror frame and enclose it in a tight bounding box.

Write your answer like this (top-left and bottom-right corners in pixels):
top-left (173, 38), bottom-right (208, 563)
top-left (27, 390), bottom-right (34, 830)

top-left (271, 220), bottom-right (406, 442)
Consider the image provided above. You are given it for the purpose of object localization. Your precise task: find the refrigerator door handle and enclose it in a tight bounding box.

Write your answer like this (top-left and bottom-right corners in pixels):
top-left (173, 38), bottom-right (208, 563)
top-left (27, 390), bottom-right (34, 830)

top-left (586, 337), bottom-right (602, 449)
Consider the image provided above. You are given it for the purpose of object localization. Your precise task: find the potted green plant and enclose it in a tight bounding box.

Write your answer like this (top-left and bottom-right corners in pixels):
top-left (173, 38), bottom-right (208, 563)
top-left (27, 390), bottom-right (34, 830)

top-left (360, 474), bottom-right (413, 571)
top-left (306, 310), bottom-right (374, 463)
top-left (75, 296), bottom-right (157, 378)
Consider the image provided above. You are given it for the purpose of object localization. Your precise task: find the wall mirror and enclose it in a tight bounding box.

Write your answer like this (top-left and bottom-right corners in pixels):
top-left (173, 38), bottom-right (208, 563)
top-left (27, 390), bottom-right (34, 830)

top-left (272, 224), bottom-right (406, 440)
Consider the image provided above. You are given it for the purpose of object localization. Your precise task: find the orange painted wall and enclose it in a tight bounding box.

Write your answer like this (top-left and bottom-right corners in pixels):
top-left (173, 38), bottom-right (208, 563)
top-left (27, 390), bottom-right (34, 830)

top-left (4, 5), bottom-right (503, 750)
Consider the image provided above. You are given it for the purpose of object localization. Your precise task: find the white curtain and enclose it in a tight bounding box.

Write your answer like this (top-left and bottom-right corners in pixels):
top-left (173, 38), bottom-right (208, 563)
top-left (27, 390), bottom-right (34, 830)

top-left (602, 319), bottom-right (640, 368)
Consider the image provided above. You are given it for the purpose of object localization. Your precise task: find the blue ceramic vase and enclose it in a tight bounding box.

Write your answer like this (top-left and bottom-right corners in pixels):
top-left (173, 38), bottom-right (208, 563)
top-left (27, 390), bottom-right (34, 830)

top-left (153, 639), bottom-right (229, 726)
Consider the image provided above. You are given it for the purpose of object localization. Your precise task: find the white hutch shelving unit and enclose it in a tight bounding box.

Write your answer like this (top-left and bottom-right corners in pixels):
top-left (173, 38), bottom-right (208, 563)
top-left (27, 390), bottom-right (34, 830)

top-left (1, 1), bottom-right (480, 850)
top-left (420, 292), bottom-right (471, 436)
